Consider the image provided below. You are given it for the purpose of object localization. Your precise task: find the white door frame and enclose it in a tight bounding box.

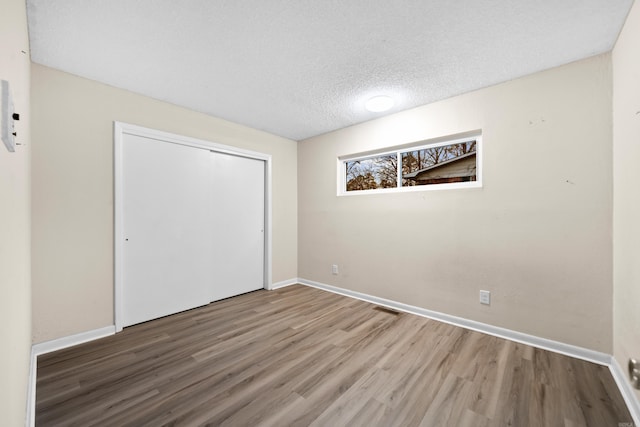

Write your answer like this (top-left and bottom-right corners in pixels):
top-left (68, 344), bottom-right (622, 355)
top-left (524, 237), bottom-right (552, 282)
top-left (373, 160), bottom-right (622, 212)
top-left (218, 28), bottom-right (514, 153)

top-left (113, 121), bottom-right (272, 332)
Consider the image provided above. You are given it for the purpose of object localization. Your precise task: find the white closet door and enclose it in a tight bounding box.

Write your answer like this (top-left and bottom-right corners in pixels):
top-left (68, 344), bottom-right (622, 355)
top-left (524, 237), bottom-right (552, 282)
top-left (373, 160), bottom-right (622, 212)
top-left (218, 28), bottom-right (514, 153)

top-left (210, 151), bottom-right (265, 301)
top-left (122, 134), bottom-right (213, 327)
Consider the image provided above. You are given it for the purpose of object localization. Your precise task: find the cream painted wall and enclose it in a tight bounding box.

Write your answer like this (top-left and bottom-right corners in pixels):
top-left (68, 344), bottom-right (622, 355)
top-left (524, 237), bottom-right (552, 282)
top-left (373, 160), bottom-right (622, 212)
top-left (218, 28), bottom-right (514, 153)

top-left (613, 0), bottom-right (640, 400)
top-left (299, 54), bottom-right (613, 352)
top-left (31, 64), bottom-right (298, 343)
top-left (0, 0), bottom-right (31, 424)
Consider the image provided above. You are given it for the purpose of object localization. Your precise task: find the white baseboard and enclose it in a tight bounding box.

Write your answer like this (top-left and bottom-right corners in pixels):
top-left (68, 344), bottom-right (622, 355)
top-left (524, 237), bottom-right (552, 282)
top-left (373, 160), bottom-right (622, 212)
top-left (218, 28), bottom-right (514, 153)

top-left (298, 278), bottom-right (611, 366)
top-left (26, 285), bottom-right (639, 425)
top-left (27, 325), bottom-right (116, 427)
top-left (298, 279), bottom-right (640, 418)
top-left (25, 347), bottom-right (36, 427)
top-left (32, 325), bottom-right (116, 357)
top-left (270, 277), bottom-right (300, 290)
top-left (610, 357), bottom-right (640, 426)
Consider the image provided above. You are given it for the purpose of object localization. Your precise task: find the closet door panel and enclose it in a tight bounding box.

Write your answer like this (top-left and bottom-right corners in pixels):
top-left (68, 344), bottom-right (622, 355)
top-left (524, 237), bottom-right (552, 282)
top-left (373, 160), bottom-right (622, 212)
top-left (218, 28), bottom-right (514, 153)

top-left (122, 135), bottom-right (213, 327)
top-left (210, 151), bottom-right (265, 301)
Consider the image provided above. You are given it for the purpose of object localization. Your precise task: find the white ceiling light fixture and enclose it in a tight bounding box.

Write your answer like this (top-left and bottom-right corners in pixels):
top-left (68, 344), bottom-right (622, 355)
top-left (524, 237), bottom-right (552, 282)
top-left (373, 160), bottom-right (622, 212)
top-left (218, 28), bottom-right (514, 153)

top-left (365, 95), bottom-right (395, 113)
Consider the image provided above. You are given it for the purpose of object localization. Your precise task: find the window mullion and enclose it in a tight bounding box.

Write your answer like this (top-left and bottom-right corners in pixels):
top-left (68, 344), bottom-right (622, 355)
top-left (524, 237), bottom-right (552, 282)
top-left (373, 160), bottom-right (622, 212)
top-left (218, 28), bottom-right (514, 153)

top-left (397, 151), bottom-right (402, 188)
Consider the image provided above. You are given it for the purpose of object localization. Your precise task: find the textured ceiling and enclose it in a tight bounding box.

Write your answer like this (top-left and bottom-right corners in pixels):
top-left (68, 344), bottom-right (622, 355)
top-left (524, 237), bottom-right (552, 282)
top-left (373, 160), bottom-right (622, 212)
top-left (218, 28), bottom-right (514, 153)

top-left (26, 0), bottom-right (633, 141)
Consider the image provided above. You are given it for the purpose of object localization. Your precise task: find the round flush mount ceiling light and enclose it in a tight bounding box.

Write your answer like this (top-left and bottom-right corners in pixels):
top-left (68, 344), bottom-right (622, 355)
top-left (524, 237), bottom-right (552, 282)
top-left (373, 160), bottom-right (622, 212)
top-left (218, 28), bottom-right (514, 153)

top-left (365, 95), bottom-right (394, 112)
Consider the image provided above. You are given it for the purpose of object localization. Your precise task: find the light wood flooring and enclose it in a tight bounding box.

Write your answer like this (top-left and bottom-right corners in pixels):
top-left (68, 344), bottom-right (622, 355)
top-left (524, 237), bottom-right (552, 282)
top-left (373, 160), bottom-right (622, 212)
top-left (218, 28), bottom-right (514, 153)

top-left (36, 285), bottom-right (632, 426)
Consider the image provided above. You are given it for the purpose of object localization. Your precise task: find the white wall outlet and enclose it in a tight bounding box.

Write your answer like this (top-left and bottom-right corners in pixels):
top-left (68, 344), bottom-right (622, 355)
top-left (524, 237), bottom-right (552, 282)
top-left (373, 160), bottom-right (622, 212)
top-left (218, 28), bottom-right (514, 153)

top-left (479, 290), bottom-right (491, 305)
top-left (332, 264), bottom-right (339, 275)
top-left (1, 80), bottom-right (17, 152)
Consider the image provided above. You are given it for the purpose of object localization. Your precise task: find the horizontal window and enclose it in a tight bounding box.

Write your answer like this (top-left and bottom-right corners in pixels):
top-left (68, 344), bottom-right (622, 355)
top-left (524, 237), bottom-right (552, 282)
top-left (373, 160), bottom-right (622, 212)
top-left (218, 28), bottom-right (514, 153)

top-left (339, 133), bottom-right (482, 195)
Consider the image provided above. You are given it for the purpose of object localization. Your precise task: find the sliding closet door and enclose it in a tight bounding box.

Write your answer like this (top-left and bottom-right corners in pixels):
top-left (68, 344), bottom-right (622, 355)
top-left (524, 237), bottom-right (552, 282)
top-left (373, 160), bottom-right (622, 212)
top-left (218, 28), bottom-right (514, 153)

top-left (122, 134), bottom-right (213, 327)
top-left (210, 151), bottom-right (265, 301)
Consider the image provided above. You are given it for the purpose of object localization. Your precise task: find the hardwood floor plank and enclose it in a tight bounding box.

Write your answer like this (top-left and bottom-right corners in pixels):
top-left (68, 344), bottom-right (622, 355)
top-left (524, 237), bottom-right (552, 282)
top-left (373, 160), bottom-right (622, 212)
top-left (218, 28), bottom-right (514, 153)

top-left (467, 336), bottom-right (511, 419)
top-left (457, 408), bottom-right (491, 427)
top-left (418, 373), bottom-right (474, 426)
top-left (36, 285), bottom-right (633, 426)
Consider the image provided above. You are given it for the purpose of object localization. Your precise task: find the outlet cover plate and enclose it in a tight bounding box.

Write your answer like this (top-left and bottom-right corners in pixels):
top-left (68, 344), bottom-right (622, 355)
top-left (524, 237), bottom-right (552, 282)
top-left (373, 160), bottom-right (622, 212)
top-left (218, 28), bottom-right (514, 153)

top-left (480, 290), bottom-right (491, 305)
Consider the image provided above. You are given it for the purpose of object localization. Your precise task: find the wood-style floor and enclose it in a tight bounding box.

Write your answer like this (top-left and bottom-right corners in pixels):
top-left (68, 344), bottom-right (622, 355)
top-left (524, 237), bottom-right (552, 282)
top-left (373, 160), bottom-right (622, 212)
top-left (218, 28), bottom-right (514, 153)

top-left (36, 285), bottom-right (632, 426)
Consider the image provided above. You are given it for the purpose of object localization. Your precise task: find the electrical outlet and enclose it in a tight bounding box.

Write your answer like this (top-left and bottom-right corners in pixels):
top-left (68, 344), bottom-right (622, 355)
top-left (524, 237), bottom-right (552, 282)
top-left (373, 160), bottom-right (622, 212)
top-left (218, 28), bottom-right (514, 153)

top-left (332, 264), bottom-right (339, 275)
top-left (479, 290), bottom-right (491, 305)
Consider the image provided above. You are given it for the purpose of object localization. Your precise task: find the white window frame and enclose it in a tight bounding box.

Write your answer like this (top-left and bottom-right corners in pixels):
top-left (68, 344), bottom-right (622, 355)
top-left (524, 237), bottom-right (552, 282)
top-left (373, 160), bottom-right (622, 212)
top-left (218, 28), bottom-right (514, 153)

top-left (338, 131), bottom-right (482, 196)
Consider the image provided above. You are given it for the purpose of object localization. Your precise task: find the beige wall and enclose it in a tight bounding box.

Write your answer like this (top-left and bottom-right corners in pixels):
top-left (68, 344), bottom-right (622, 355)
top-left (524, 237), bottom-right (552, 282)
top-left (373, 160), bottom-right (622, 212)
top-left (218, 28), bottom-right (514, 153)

top-left (299, 54), bottom-right (613, 352)
top-left (31, 64), bottom-right (298, 343)
top-left (613, 0), bottom-right (640, 400)
top-left (0, 0), bottom-right (31, 424)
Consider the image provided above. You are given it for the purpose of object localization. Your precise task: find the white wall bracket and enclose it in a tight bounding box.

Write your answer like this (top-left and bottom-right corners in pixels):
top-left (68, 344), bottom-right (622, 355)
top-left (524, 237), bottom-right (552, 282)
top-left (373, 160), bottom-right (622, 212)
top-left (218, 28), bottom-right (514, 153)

top-left (1, 79), bottom-right (19, 152)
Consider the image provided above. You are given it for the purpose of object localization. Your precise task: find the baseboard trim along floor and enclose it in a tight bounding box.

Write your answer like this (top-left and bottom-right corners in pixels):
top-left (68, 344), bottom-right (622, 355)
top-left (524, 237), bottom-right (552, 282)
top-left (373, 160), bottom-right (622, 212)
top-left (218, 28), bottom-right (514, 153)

top-left (610, 356), bottom-right (640, 426)
top-left (297, 278), bottom-right (640, 425)
top-left (32, 325), bottom-right (116, 357)
top-left (28, 325), bottom-right (116, 427)
top-left (270, 278), bottom-right (300, 290)
top-left (298, 279), bottom-right (608, 364)
top-left (28, 279), bottom-right (640, 426)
